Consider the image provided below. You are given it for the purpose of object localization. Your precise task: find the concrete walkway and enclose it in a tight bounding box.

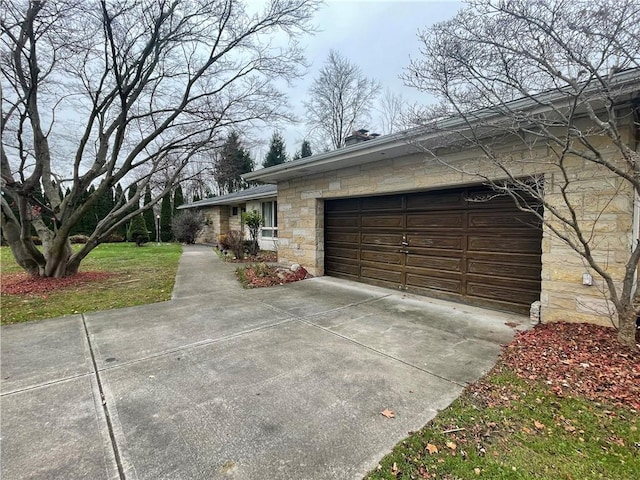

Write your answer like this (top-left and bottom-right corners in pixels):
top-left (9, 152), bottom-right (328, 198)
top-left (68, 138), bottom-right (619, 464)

top-left (1, 245), bottom-right (527, 480)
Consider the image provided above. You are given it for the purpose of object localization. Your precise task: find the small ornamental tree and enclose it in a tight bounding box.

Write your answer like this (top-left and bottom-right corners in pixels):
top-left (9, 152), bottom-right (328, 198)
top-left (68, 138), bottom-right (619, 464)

top-left (172, 210), bottom-right (205, 244)
top-left (242, 209), bottom-right (263, 255)
top-left (126, 214), bottom-right (149, 246)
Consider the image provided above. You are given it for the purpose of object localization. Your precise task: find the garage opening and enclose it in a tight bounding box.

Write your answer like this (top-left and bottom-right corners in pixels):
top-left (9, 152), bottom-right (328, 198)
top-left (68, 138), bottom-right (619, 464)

top-left (324, 186), bottom-right (543, 315)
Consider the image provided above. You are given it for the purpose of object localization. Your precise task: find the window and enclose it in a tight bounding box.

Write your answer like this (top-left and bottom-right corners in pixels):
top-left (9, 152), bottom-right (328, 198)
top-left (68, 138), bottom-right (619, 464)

top-left (231, 206), bottom-right (239, 216)
top-left (261, 201), bottom-right (278, 238)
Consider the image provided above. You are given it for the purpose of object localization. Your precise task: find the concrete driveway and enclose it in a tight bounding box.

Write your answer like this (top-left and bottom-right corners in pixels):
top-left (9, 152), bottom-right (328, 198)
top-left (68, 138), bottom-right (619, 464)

top-left (1, 245), bottom-right (527, 480)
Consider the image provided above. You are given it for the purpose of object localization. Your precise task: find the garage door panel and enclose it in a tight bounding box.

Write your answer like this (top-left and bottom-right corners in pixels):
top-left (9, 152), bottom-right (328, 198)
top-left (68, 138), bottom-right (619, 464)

top-left (405, 273), bottom-right (462, 294)
top-left (325, 261), bottom-right (359, 277)
top-left (325, 198), bottom-right (359, 212)
top-left (361, 250), bottom-right (403, 265)
top-left (406, 191), bottom-right (465, 210)
top-left (325, 247), bottom-right (359, 261)
top-left (361, 266), bottom-right (403, 284)
top-left (468, 235), bottom-right (541, 254)
top-left (361, 195), bottom-right (403, 211)
top-left (361, 233), bottom-right (404, 246)
top-left (407, 212), bottom-right (464, 229)
top-left (467, 259), bottom-right (541, 279)
top-left (466, 282), bottom-right (541, 305)
top-left (326, 215), bottom-right (359, 228)
top-left (406, 254), bottom-right (463, 272)
top-left (361, 215), bottom-right (404, 229)
top-left (468, 210), bottom-right (541, 229)
top-left (325, 232), bottom-right (360, 244)
top-left (407, 234), bottom-right (463, 250)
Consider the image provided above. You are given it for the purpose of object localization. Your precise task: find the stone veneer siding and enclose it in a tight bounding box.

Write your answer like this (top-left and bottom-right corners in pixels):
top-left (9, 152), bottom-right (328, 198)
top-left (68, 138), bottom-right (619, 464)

top-left (196, 206), bottom-right (229, 244)
top-left (276, 142), bottom-right (635, 326)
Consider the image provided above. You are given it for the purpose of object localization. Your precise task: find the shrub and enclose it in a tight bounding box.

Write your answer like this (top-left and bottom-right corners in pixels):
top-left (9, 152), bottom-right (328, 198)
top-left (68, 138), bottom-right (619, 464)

top-left (217, 233), bottom-right (229, 250)
top-left (127, 214), bottom-right (149, 246)
top-left (171, 210), bottom-right (204, 244)
top-left (241, 209), bottom-right (263, 256)
top-left (104, 233), bottom-right (125, 243)
top-left (69, 234), bottom-right (90, 244)
top-left (225, 230), bottom-right (245, 259)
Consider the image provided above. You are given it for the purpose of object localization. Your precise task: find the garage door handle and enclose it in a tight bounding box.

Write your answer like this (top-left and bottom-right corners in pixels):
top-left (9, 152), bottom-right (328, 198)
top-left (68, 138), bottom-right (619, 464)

top-left (400, 249), bottom-right (409, 254)
top-left (401, 241), bottom-right (409, 246)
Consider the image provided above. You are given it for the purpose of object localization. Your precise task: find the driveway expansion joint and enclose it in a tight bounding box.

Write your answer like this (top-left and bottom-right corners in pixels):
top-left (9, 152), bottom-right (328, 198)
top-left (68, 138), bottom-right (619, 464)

top-left (0, 372), bottom-right (95, 397)
top-left (82, 314), bottom-right (126, 480)
top-left (95, 317), bottom-right (297, 372)
top-left (298, 318), bottom-right (468, 388)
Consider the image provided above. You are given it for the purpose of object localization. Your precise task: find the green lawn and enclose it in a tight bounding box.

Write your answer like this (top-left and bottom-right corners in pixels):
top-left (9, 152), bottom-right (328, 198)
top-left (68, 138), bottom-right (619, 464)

top-left (365, 367), bottom-right (639, 480)
top-left (1, 243), bottom-right (182, 324)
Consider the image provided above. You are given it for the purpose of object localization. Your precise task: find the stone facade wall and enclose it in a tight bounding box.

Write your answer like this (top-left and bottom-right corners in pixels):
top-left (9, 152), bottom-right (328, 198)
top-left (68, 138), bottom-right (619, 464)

top-left (196, 206), bottom-right (229, 244)
top-left (276, 144), bottom-right (635, 326)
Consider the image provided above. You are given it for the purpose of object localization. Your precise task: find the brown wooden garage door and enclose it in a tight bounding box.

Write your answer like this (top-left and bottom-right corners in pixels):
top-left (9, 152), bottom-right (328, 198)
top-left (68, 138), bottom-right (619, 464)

top-left (324, 187), bottom-right (542, 314)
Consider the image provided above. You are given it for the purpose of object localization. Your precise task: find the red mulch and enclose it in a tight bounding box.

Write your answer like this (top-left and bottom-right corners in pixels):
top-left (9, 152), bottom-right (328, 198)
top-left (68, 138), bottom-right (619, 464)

top-left (243, 265), bottom-right (311, 288)
top-left (1, 272), bottom-right (115, 296)
top-left (502, 322), bottom-right (640, 410)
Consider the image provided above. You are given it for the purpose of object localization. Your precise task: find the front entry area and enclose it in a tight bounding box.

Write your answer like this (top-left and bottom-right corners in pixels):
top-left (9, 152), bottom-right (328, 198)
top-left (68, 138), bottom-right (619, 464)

top-left (324, 186), bottom-right (543, 314)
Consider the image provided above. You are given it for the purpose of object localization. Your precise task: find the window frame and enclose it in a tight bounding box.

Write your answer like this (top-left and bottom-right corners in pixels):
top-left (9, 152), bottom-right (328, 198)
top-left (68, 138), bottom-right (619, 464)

top-left (261, 200), bottom-right (278, 238)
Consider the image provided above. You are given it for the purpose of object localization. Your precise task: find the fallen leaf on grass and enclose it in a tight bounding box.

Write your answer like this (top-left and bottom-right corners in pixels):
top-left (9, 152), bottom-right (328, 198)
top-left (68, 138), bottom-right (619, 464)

top-left (381, 408), bottom-right (395, 419)
top-left (426, 443), bottom-right (439, 454)
top-left (534, 420), bottom-right (545, 430)
top-left (446, 441), bottom-right (457, 451)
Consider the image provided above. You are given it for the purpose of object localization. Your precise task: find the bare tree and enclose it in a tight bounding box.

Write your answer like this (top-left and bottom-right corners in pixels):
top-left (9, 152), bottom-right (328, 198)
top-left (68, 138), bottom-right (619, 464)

top-left (403, 0), bottom-right (640, 347)
top-left (376, 87), bottom-right (407, 135)
top-left (304, 50), bottom-right (381, 149)
top-left (1, 0), bottom-right (318, 277)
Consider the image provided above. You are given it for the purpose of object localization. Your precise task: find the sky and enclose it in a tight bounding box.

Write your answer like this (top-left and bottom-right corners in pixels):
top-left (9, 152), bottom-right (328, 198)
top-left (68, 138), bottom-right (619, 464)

top-left (253, 0), bottom-right (464, 163)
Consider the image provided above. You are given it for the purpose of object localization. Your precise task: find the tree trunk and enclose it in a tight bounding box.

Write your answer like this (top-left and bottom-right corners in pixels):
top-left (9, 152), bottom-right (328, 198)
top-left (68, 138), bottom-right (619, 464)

top-left (617, 307), bottom-right (638, 350)
top-left (1, 211), bottom-right (45, 275)
top-left (41, 238), bottom-right (74, 278)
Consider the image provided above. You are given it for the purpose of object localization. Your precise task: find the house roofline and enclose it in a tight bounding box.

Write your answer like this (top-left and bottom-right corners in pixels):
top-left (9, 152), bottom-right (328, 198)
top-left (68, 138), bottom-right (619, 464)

top-left (178, 185), bottom-right (277, 209)
top-left (243, 68), bottom-right (640, 183)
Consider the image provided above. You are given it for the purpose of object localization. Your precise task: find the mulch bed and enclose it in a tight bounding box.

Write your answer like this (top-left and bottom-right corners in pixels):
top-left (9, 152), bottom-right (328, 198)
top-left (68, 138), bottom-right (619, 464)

top-left (242, 264), bottom-right (311, 288)
top-left (1, 272), bottom-right (115, 296)
top-left (501, 322), bottom-right (640, 410)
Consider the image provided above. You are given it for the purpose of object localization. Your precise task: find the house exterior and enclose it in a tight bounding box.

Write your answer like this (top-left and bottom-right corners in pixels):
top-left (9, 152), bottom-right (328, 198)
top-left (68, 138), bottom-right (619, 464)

top-left (244, 76), bottom-right (639, 325)
top-left (178, 184), bottom-right (278, 251)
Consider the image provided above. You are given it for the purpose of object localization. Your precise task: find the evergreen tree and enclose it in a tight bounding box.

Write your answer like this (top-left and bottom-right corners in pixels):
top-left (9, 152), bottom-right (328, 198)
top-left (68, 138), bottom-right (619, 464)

top-left (214, 132), bottom-right (254, 194)
top-left (84, 185), bottom-right (98, 234)
top-left (173, 184), bottom-right (184, 214)
top-left (263, 132), bottom-right (287, 168)
top-left (142, 184), bottom-right (155, 242)
top-left (127, 183), bottom-right (138, 213)
top-left (127, 213), bottom-right (149, 246)
top-left (114, 183), bottom-right (127, 236)
top-left (300, 140), bottom-right (312, 158)
top-left (159, 186), bottom-right (173, 242)
top-left (96, 184), bottom-right (115, 224)
top-left (292, 140), bottom-right (312, 161)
